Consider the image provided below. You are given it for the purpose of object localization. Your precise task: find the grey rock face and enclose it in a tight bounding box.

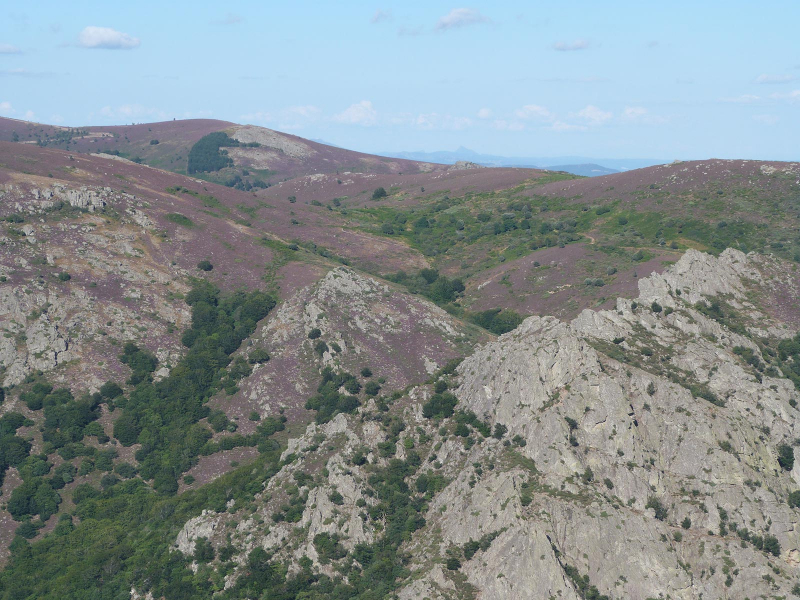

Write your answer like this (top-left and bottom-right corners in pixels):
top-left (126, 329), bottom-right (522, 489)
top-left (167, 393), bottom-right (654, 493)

top-left (174, 250), bottom-right (800, 599)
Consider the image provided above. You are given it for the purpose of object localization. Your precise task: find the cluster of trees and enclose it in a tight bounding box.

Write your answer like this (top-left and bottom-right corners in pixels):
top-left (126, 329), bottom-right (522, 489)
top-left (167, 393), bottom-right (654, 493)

top-left (468, 308), bottom-right (524, 335)
top-left (305, 367), bottom-right (362, 424)
top-left (0, 411), bottom-right (32, 487)
top-left (388, 269), bottom-right (465, 304)
top-left (112, 281), bottom-right (276, 494)
top-left (187, 132), bottom-right (260, 174)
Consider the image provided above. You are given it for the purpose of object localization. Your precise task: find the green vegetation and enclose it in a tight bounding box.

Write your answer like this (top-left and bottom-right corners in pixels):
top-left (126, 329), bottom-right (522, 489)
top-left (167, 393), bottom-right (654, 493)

top-left (468, 308), bottom-right (524, 335)
top-left (187, 132), bottom-right (239, 174)
top-left (165, 213), bottom-right (195, 228)
top-left (305, 367), bottom-right (361, 423)
top-left (113, 281), bottom-right (276, 493)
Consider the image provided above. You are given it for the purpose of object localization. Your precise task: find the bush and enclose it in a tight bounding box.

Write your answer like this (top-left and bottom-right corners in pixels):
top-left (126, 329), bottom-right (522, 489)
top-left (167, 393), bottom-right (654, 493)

top-left (422, 392), bottom-right (457, 419)
top-left (313, 340), bottom-right (329, 356)
top-left (778, 444), bottom-right (795, 471)
top-left (57, 272), bottom-right (71, 282)
top-left (645, 496), bottom-right (667, 520)
top-left (651, 302), bottom-right (662, 313)
top-left (197, 260), bottom-right (213, 271)
top-left (248, 348), bottom-right (270, 364)
top-left (681, 517), bottom-right (691, 529)
top-left (364, 381), bottom-right (381, 397)
top-left (445, 557), bottom-right (462, 571)
top-left (360, 367), bottom-right (372, 378)
top-left (469, 308), bottom-right (524, 335)
top-left (371, 187), bottom-right (388, 200)
top-left (308, 328), bottom-right (322, 340)
top-left (149, 139), bottom-right (159, 145)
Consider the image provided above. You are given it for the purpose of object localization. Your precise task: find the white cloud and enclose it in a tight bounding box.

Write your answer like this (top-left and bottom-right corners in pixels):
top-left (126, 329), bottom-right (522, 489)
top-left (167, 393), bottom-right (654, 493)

top-left (755, 74), bottom-right (796, 84)
top-left (720, 94), bottom-right (760, 103)
top-left (371, 9), bottom-right (392, 24)
top-left (492, 119), bottom-right (524, 131)
top-left (0, 101), bottom-right (34, 121)
top-left (770, 89), bottom-right (800, 103)
top-left (515, 104), bottom-right (555, 122)
top-left (435, 8), bottom-right (490, 31)
top-left (334, 101), bottom-right (378, 126)
top-left (551, 121), bottom-right (587, 132)
top-left (0, 43), bottom-right (21, 54)
top-left (620, 106), bottom-right (666, 125)
top-left (219, 13), bottom-right (243, 25)
top-left (414, 113), bottom-right (472, 130)
top-left (398, 26), bottom-right (423, 37)
top-left (576, 105), bottom-right (612, 125)
top-left (553, 39), bottom-right (589, 51)
top-left (753, 114), bottom-right (779, 125)
top-left (476, 108), bottom-right (492, 119)
top-left (78, 26), bottom-right (140, 50)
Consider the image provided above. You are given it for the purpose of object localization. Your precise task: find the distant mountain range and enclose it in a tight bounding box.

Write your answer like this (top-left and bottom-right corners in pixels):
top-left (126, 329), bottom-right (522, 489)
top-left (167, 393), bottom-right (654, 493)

top-left (377, 146), bottom-right (669, 177)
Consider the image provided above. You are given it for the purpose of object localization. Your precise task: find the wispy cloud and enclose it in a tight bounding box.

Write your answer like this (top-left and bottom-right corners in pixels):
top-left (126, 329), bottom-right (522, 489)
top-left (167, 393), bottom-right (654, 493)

top-left (0, 101), bottom-right (35, 121)
top-left (576, 104), bottom-right (612, 125)
top-left (753, 114), bottom-right (779, 125)
top-left (435, 8), bottom-right (490, 31)
top-left (0, 68), bottom-right (56, 78)
top-left (755, 74), bottom-right (796, 84)
top-left (398, 26), bottom-right (424, 37)
top-left (0, 43), bottom-right (22, 54)
top-left (78, 26), bottom-right (140, 49)
top-left (553, 39), bottom-right (589, 52)
top-left (99, 104), bottom-right (167, 121)
top-left (770, 89), bottom-right (800, 103)
top-left (492, 119), bottom-right (524, 131)
top-left (620, 106), bottom-right (666, 125)
top-left (551, 121), bottom-right (587, 132)
top-left (414, 113), bottom-right (472, 130)
top-left (476, 108), bottom-right (492, 119)
top-left (719, 94), bottom-right (760, 103)
top-left (334, 100), bottom-right (378, 126)
top-left (371, 9), bottom-right (392, 24)
top-left (215, 13), bottom-right (243, 25)
top-left (515, 104), bottom-right (555, 122)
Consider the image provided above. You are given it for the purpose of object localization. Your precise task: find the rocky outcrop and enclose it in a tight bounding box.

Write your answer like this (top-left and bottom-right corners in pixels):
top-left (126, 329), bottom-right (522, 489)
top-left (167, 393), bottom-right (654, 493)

top-left (175, 250), bottom-right (800, 598)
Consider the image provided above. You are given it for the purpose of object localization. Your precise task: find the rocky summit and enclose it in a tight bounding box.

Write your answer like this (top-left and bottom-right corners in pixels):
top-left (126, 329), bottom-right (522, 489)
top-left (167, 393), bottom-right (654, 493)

top-left (0, 119), bottom-right (798, 600)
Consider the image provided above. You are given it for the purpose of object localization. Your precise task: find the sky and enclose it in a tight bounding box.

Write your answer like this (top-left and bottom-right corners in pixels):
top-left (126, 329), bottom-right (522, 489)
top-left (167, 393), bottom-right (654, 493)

top-left (0, 0), bottom-right (798, 160)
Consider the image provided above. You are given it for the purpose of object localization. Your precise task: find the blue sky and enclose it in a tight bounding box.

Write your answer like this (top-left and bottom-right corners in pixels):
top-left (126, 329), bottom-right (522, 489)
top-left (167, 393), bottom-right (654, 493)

top-left (0, 1), bottom-right (798, 160)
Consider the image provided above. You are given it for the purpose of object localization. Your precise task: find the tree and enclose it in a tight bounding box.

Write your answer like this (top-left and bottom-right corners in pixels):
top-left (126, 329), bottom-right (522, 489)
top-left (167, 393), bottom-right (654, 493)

top-left (371, 187), bottom-right (388, 200)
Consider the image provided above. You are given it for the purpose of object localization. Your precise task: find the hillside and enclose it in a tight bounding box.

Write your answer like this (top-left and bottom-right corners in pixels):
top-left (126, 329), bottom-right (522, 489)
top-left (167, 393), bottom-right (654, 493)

top-left (0, 118), bottom-right (798, 599)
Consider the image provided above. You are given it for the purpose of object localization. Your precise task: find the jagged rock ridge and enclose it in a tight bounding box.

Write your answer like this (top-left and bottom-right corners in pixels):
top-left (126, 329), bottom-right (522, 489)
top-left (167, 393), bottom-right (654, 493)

top-left (175, 249), bottom-right (800, 598)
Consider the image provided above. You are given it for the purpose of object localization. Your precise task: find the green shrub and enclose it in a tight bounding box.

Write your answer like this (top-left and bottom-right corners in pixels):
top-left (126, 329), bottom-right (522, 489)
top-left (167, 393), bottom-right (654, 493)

top-left (422, 392), bottom-right (458, 419)
top-left (372, 187), bottom-right (388, 200)
top-left (197, 260), bottom-right (213, 271)
top-left (308, 328), bottom-right (321, 340)
top-left (778, 444), bottom-right (795, 471)
top-left (645, 496), bottom-right (667, 520)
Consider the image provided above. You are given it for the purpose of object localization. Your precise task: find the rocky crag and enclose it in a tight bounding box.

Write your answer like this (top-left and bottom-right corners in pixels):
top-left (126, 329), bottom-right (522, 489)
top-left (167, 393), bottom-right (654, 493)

top-left (175, 249), bottom-right (800, 599)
